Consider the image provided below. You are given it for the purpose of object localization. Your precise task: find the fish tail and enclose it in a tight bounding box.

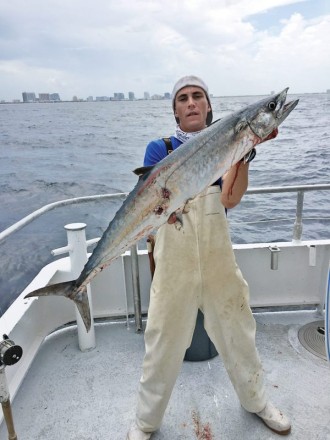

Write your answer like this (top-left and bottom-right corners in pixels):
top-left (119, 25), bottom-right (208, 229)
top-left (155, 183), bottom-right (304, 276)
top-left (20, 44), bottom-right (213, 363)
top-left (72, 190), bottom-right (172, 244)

top-left (25, 281), bottom-right (91, 332)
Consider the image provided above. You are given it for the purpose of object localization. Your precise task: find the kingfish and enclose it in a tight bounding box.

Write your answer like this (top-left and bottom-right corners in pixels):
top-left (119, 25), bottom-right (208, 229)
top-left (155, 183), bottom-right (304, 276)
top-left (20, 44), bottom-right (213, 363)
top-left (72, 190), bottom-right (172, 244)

top-left (25, 88), bottom-right (299, 331)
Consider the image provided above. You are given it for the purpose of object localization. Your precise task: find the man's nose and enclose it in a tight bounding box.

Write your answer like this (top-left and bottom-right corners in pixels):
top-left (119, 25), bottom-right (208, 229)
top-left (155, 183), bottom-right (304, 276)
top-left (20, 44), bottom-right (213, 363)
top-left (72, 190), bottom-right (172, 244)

top-left (187, 96), bottom-right (196, 107)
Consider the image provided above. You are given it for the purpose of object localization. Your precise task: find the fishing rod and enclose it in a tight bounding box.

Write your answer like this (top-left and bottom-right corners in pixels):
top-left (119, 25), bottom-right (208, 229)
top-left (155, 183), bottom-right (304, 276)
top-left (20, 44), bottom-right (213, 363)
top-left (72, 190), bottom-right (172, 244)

top-left (0, 335), bottom-right (23, 440)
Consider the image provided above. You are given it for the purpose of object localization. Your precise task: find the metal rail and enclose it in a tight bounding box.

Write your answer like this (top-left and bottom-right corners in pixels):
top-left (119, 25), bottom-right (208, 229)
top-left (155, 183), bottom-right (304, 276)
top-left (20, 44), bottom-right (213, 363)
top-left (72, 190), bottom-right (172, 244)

top-left (245, 184), bottom-right (330, 242)
top-left (0, 184), bottom-right (329, 333)
top-left (1, 184), bottom-right (329, 245)
top-left (0, 193), bottom-right (128, 244)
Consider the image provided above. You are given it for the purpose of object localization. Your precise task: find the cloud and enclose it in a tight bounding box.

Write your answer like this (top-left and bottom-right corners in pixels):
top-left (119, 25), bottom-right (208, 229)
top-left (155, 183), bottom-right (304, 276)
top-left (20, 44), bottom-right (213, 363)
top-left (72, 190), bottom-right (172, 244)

top-left (0, 0), bottom-right (329, 101)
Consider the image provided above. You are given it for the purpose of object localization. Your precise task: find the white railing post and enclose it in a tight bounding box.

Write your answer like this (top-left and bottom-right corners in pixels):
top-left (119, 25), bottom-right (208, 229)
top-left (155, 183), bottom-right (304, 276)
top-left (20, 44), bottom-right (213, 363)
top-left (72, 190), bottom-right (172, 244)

top-left (292, 190), bottom-right (304, 243)
top-left (64, 223), bottom-right (96, 352)
top-left (130, 244), bottom-right (142, 332)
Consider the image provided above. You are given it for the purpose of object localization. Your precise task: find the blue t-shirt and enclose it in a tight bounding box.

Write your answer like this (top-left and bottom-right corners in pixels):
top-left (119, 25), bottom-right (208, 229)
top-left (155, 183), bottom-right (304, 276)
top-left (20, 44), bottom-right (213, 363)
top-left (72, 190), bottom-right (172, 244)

top-left (143, 136), bottom-right (222, 187)
top-left (144, 136), bottom-right (182, 166)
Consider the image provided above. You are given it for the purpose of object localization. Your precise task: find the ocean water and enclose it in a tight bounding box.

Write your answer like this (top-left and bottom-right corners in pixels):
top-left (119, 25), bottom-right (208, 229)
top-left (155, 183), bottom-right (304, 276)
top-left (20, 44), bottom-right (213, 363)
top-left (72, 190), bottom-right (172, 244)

top-left (0, 94), bottom-right (329, 314)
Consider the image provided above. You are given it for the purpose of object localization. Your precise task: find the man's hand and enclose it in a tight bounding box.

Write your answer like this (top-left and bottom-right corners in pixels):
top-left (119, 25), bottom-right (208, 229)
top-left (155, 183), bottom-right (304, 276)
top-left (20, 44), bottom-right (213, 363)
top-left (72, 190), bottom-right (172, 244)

top-left (260, 127), bottom-right (279, 144)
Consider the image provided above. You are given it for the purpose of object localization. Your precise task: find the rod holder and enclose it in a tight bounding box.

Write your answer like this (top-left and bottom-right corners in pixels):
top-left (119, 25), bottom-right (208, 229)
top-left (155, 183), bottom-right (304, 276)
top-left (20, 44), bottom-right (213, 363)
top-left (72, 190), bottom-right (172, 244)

top-left (269, 245), bottom-right (281, 270)
top-left (64, 223), bottom-right (96, 352)
top-left (308, 244), bottom-right (316, 267)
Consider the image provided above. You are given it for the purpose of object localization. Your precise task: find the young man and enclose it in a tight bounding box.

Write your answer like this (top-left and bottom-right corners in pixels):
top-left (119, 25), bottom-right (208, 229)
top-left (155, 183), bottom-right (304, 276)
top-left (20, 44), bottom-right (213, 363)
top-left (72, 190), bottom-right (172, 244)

top-left (127, 76), bottom-right (291, 439)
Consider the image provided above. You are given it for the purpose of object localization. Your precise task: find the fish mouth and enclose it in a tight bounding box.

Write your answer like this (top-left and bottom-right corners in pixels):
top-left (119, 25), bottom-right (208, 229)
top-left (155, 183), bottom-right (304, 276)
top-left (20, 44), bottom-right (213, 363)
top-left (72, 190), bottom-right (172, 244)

top-left (276, 90), bottom-right (299, 125)
top-left (272, 87), bottom-right (299, 124)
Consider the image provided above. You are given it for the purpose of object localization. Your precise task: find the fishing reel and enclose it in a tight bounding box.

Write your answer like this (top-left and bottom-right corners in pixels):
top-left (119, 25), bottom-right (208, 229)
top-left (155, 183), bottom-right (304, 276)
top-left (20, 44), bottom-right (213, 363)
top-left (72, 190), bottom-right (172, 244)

top-left (0, 335), bottom-right (23, 367)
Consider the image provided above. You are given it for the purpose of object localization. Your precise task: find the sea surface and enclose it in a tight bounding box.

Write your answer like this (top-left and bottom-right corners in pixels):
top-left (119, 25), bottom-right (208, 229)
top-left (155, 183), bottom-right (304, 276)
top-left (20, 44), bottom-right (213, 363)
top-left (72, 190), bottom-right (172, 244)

top-left (0, 94), bottom-right (329, 314)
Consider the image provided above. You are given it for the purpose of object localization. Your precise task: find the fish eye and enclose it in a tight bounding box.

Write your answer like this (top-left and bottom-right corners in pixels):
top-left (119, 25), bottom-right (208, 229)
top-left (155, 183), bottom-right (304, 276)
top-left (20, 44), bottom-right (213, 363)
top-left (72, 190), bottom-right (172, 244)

top-left (268, 101), bottom-right (277, 111)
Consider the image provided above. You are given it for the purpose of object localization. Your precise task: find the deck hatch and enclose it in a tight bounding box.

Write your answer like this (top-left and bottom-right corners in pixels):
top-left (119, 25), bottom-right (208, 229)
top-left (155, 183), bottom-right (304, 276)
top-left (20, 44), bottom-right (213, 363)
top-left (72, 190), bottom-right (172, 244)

top-left (298, 320), bottom-right (326, 360)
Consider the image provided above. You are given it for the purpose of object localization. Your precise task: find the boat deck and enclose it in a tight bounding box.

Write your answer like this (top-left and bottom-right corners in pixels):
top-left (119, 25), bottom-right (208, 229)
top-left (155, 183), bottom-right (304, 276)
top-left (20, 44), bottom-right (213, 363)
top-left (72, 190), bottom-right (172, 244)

top-left (1, 309), bottom-right (329, 440)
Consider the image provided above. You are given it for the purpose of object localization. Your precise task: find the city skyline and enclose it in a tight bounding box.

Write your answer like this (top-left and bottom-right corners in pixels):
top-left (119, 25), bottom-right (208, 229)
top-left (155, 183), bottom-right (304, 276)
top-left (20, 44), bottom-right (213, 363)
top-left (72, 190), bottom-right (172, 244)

top-left (9, 90), bottom-right (172, 104)
top-left (1, 88), bottom-right (328, 105)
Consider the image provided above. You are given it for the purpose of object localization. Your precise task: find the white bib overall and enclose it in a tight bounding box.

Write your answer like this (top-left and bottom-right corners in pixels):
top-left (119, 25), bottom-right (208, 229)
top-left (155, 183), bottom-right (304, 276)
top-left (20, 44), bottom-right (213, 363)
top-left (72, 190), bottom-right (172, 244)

top-left (136, 186), bottom-right (267, 432)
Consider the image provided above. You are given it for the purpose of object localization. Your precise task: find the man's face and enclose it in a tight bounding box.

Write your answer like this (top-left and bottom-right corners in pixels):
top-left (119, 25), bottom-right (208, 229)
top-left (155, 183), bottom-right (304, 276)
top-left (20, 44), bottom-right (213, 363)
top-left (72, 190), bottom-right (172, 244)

top-left (174, 86), bottom-right (211, 133)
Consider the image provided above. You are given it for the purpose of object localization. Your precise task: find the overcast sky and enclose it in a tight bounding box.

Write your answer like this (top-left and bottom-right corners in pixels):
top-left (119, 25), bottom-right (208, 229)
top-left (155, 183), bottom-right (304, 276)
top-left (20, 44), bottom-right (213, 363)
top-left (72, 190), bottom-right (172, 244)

top-left (0, 0), bottom-right (329, 101)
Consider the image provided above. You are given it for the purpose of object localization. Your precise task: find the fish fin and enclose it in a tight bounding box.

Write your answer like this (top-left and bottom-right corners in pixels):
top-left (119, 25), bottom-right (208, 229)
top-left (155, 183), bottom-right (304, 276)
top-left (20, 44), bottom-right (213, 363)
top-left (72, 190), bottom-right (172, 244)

top-left (24, 280), bottom-right (76, 299)
top-left (167, 211), bottom-right (178, 224)
top-left (167, 200), bottom-right (193, 229)
top-left (25, 281), bottom-right (91, 332)
top-left (133, 165), bottom-right (154, 177)
top-left (182, 200), bottom-right (192, 214)
top-left (73, 286), bottom-right (91, 332)
top-left (167, 211), bottom-right (184, 230)
top-left (174, 212), bottom-right (183, 230)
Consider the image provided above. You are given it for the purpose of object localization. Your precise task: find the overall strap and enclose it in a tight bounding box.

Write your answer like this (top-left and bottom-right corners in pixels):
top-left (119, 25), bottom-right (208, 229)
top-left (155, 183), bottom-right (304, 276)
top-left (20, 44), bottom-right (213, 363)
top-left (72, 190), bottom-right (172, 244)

top-left (163, 137), bottom-right (173, 155)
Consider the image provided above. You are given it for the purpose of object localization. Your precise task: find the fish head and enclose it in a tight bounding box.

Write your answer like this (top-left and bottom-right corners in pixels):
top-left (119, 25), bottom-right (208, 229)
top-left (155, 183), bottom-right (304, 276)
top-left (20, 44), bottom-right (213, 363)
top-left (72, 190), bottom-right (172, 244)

top-left (246, 88), bottom-right (299, 140)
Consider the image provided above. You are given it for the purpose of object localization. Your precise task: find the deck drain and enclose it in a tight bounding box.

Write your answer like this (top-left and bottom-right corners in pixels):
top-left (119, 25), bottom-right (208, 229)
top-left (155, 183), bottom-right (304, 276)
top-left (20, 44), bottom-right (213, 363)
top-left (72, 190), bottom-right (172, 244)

top-left (298, 320), bottom-right (326, 361)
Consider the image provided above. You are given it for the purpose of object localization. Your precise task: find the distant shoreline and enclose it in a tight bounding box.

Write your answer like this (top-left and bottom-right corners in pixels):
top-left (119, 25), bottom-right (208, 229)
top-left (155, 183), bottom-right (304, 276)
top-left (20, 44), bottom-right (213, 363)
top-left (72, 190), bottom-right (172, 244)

top-left (0, 91), bottom-right (327, 105)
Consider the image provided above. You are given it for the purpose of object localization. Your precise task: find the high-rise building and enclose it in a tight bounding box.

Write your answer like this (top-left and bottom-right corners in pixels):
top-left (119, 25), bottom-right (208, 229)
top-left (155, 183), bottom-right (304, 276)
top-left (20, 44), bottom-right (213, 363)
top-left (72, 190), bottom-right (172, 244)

top-left (50, 93), bottom-right (61, 101)
top-left (39, 93), bottom-right (50, 102)
top-left (114, 93), bottom-right (125, 100)
top-left (144, 92), bottom-right (150, 100)
top-left (128, 92), bottom-right (135, 101)
top-left (22, 92), bottom-right (36, 103)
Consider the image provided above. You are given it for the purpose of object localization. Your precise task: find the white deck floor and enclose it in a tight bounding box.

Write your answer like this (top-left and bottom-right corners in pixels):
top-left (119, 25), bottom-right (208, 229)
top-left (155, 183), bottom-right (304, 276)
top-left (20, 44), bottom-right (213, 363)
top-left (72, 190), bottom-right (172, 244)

top-left (1, 310), bottom-right (329, 440)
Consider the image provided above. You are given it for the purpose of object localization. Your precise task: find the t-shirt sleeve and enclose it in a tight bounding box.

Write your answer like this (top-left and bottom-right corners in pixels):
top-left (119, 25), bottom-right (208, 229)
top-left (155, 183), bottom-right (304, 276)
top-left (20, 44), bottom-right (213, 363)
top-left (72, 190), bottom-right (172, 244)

top-left (143, 140), bottom-right (168, 166)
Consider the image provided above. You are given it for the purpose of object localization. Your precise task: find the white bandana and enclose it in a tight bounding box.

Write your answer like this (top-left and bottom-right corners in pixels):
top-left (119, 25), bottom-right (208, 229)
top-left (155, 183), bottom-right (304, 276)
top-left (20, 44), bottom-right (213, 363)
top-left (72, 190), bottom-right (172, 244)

top-left (174, 125), bottom-right (204, 144)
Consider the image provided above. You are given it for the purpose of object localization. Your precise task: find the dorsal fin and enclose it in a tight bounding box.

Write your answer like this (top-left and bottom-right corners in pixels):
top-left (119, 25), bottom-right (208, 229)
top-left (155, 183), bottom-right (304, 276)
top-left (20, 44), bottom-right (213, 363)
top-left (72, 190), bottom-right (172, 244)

top-left (133, 165), bottom-right (154, 177)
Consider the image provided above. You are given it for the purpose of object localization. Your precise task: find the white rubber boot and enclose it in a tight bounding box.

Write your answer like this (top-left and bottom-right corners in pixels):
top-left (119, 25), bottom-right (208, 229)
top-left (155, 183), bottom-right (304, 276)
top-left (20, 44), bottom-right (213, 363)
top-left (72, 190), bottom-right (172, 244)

top-left (256, 401), bottom-right (291, 435)
top-left (126, 423), bottom-right (152, 440)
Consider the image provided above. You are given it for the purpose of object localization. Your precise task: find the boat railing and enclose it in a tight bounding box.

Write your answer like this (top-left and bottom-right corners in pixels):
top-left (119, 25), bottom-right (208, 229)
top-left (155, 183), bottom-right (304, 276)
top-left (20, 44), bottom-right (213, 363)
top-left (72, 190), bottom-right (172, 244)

top-left (0, 193), bottom-right (128, 244)
top-left (1, 183), bottom-right (329, 245)
top-left (244, 184), bottom-right (330, 242)
top-left (0, 184), bottom-right (329, 347)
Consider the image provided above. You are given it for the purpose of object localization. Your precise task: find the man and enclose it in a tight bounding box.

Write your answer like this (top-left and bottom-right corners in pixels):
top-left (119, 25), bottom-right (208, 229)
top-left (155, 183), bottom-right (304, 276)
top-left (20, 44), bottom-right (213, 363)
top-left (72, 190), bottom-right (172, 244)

top-left (127, 76), bottom-right (291, 439)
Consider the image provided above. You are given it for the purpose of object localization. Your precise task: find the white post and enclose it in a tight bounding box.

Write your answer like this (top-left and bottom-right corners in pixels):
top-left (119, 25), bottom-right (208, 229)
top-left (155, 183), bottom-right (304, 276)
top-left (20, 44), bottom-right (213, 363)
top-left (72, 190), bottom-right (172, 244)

top-left (65, 223), bottom-right (96, 352)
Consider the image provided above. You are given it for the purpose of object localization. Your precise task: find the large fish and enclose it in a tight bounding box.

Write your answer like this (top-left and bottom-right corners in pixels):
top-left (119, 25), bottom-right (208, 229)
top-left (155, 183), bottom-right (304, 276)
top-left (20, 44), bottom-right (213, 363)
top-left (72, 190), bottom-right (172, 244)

top-left (25, 88), bottom-right (299, 331)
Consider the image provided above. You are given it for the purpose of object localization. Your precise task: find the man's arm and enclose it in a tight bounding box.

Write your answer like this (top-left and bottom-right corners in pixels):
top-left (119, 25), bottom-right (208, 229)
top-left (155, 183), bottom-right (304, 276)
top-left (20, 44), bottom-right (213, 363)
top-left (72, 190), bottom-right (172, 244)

top-left (221, 161), bottom-right (249, 209)
top-left (221, 128), bottom-right (279, 209)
